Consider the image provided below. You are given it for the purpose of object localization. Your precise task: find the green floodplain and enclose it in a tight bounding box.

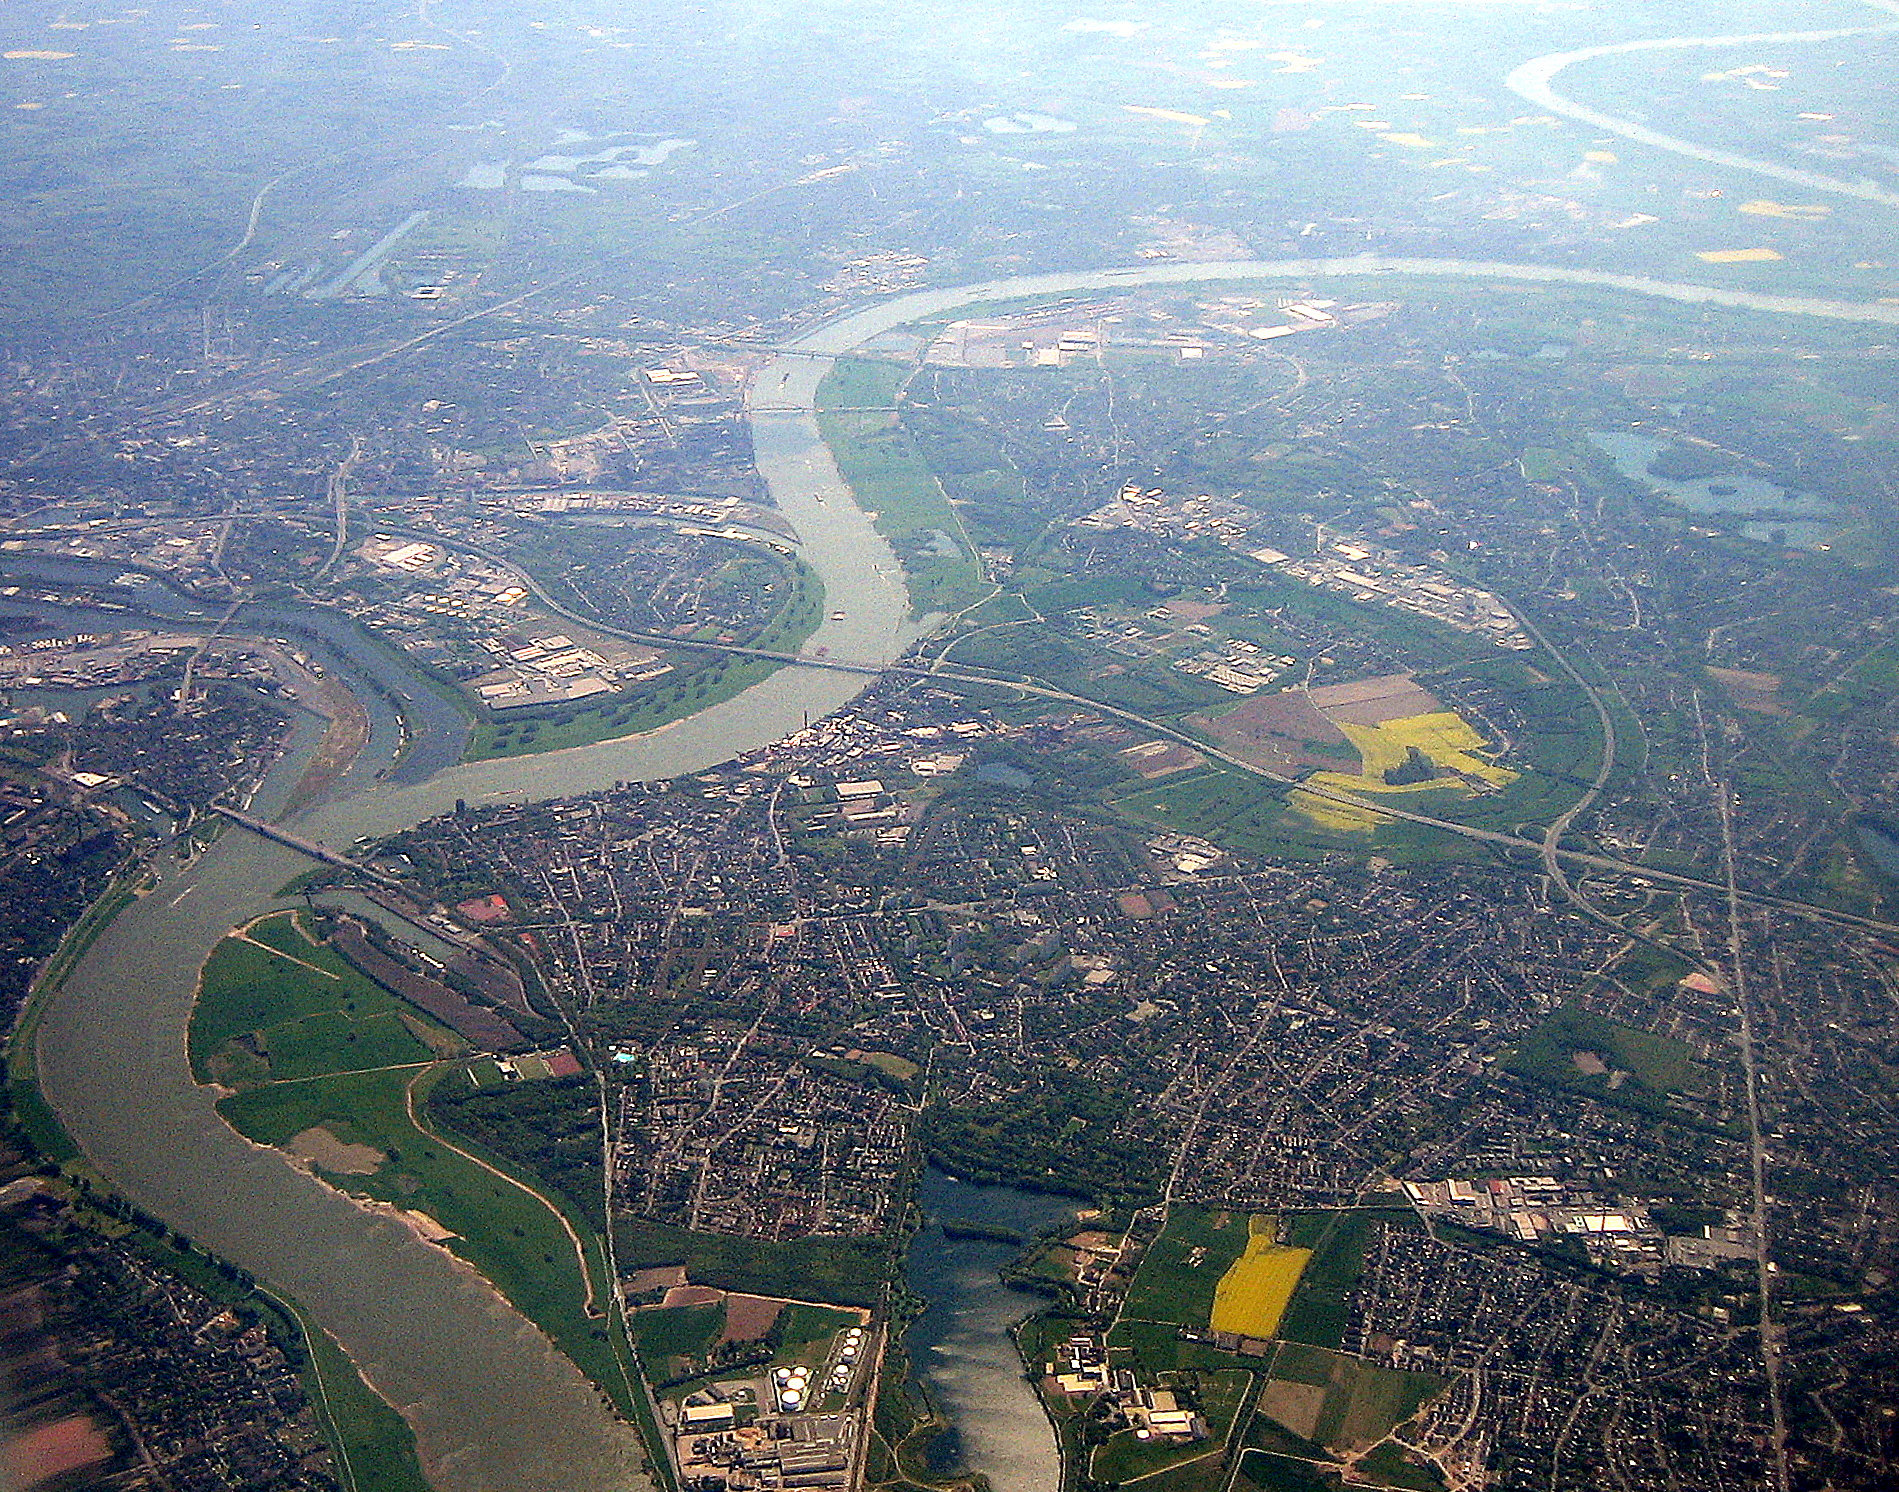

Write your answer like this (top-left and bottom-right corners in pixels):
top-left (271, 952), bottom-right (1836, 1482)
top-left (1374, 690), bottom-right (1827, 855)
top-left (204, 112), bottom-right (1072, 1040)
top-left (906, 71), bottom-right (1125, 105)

top-left (188, 912), bottom-right (634, 1419)
top-left (2, 907), bottom-right (436, 1492)
top-left (464, 554), bottom-right (826, 762)
top-left (178, 904), bottom-right (1455, 1492)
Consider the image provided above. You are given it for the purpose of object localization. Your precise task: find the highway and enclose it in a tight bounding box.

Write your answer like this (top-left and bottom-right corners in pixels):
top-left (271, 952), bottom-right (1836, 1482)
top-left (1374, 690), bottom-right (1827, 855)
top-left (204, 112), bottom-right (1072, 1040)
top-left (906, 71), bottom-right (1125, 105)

top-left (312, 435), bottom-right (364, 584)
top-left (912, 658), bottom-right (1899, 938)
top-left (366, 511), bottom-right (1899, 940)
top-left (1697, 694), bottom-right (1791, 1492)
top-left (1511, 605), bottom-right (1621, 926)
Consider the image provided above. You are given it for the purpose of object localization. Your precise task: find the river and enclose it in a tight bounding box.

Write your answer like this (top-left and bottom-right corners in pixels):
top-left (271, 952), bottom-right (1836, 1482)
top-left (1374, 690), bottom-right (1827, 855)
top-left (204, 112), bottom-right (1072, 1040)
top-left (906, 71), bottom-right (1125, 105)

top-left (1505, 3), bottom-right (1899, 214)
top-left (27, 319), bottom-right (922, 1492)
top-left (28, 255), bottom-right (1899, 1491)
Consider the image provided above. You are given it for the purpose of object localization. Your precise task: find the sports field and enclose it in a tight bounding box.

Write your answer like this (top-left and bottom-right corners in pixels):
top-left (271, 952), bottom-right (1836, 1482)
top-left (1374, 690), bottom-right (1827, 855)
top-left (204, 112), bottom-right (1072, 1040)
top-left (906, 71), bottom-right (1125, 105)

top-left (1209, 1219), bottom-right (1312, 1339)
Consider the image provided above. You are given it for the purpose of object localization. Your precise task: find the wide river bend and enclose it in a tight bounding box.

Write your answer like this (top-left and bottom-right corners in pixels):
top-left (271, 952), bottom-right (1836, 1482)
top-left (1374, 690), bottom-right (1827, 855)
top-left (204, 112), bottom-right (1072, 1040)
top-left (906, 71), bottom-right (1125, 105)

top-left (32, 256), bottom-right (1899, 1492)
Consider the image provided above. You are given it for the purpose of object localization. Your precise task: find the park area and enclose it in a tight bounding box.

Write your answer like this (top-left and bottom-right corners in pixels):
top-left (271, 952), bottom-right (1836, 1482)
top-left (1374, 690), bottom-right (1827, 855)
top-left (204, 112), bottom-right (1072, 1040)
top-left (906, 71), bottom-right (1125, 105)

top-left (188, 911), bottom-right (459, 1089)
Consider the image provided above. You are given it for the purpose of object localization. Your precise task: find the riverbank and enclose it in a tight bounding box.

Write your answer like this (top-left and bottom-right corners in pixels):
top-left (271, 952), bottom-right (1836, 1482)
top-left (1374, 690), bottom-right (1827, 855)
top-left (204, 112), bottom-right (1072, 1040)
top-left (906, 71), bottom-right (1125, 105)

top-left (27, 254), bottom-right (1899, 1492)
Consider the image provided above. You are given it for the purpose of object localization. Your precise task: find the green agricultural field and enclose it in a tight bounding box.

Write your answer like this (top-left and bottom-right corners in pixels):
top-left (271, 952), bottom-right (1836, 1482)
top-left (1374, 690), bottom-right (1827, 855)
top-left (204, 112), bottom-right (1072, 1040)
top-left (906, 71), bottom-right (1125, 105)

top-left (628, 1301), bottom-right (725, 1377)
top-left (1119, 1207), bottom-right (1255, 1328)
top-left (1238, 1449), bottom-right (1338, 1492)
top-left (1254, 1342), bottom-right (1444, 1458)
top-left (1243, 1408), bottom-right (1328, 1463)
top-left (1357, 1441), bottom-right (1448, 1491)
top-left (1023, 575), bottom-right (1156, 613)
top-left (1278, 1211), bottom-right (1415, 1350)
top-left (1111, 768), bottom-right (1434, 866)
top-left (266, 1011), bottom-right (438, 1083)
top-left (945, 619), bottom-right (1233, 720)
top-left (615, 1217), bottom-right (889, 1308)
top-left (1518, 446), bottom-right (1573, 481)
top-left (778, 1302), bottom-right (862, 1348)
top-left (190, 913), bottom-right (453, 1088)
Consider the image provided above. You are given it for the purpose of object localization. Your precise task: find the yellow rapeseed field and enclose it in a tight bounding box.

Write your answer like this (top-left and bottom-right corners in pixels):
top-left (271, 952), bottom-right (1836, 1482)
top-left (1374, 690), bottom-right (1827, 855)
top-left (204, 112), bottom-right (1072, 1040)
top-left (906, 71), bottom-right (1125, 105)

top-left (1209, 1219), bottom-right (1312, 1339)
top-left (1695, 247), bottom-right (1784, 264)
top-left (1290, 710), bottom-right (1517, 832)
top-left (1335, 711), bottom-right (1515, 786)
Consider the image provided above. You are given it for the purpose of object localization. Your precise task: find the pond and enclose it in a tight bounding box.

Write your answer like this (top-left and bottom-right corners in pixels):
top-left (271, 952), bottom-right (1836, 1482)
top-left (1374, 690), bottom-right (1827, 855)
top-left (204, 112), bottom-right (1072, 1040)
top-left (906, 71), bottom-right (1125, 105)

top-left (1588, 430), bottom-right (1843, 548)
top-left (1854, 817), bottom-right (1899, 878)
top-left (905, 1168), bottom-right (1078, 1492)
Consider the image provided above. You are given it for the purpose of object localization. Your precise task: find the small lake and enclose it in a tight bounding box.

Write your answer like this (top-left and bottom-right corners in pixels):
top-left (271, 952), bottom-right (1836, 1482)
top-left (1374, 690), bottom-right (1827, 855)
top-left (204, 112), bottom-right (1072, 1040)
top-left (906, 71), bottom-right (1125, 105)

top-left (985, 113), bottom-right (1076, 135)
top-left (906, 1169), bottom-right (1077, 1492)
top-left (1588, 431), bottom-right (1843, 547)
top-left (1855, 818), bottom-right (1899, 878)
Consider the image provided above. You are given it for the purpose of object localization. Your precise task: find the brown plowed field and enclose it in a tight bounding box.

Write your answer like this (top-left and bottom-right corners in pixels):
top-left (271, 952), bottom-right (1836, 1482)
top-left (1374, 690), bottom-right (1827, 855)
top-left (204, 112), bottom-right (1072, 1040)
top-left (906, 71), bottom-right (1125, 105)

top-left (661, 1284), bottom-right (724, 1309)
top-left (1190, 689), bottom-right (1351, 773)
top-left (720, 1293), bottom-right (785, 1344)
top-left (1193, 673), bottom-right (1444, 773)
top-left (1304, 673), bottom-right (1440, 724)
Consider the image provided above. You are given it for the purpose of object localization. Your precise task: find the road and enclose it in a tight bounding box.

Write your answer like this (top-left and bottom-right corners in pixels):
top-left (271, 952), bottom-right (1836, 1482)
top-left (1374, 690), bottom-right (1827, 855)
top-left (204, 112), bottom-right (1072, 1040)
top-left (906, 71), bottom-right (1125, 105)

top-left (177, 597), bottom-right (244, 705)
top-left (1509, 605), bottom-right (1619, 921)
top-left (1700, 695), bottom-right (1791, 1492)
top-left (376, 512), bottom-right (1899, 940)
top-left (313, 435), bottom-right (364, 585)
